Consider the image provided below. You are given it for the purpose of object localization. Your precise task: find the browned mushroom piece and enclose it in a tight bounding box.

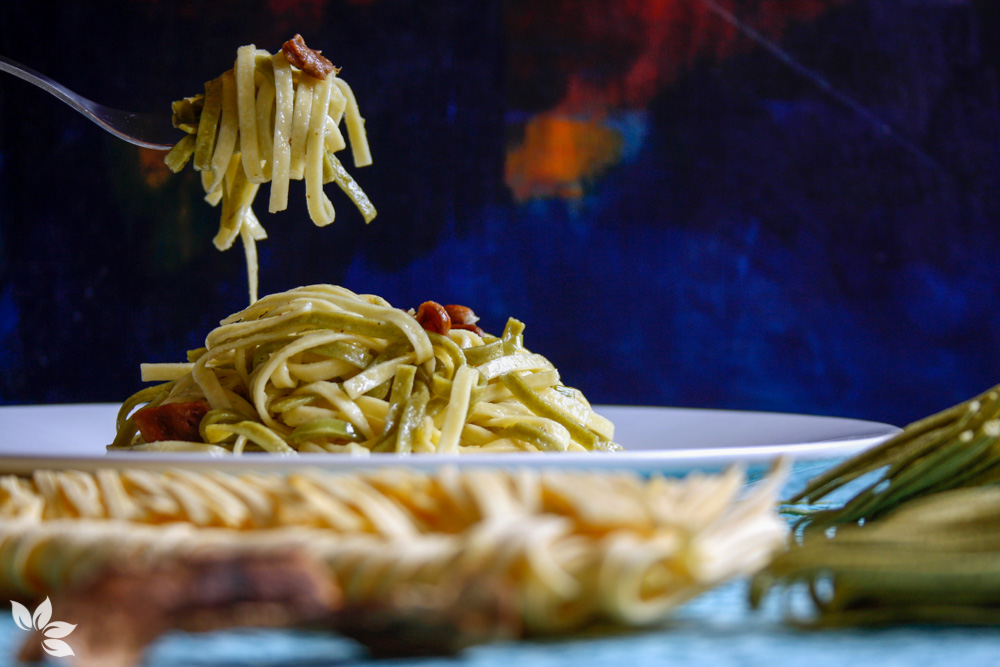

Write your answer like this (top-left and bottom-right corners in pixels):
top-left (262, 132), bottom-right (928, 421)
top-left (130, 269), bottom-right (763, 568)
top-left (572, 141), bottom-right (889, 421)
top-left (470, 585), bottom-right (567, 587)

top-left (415, 301), bottom-right (453, 335)
top-left (414, 301), bottom-right (486, 336)
top-left (131, 400), bottom-right (210, 442)
top-left (282, 34), bottom-right (339, 80)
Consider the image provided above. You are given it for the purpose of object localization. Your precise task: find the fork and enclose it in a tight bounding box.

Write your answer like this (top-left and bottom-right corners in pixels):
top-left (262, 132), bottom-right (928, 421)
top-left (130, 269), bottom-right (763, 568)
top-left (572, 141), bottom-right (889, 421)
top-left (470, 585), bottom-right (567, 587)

top-left (0, 55), bottom-right (177, 150)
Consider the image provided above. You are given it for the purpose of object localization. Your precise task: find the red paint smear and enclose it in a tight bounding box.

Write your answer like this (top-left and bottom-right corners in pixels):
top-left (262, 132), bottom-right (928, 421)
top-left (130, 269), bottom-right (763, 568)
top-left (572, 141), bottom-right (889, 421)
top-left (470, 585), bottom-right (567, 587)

top-left (505, 0), bottom-right (851, 199)
top-left (618, 0), bottom-right (847, 109)
top-left (268, 0), bottom-right (324, 18)
top-left (508, 0), bottom-right (849, 114)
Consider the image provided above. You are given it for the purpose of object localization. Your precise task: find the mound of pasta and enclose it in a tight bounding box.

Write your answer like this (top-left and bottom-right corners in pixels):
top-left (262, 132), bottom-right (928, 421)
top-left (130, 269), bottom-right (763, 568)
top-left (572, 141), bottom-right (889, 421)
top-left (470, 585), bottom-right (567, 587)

top-left (110, 284), bottom-right (620, 455)
top-left (166, 35), bottom-right (375, 303)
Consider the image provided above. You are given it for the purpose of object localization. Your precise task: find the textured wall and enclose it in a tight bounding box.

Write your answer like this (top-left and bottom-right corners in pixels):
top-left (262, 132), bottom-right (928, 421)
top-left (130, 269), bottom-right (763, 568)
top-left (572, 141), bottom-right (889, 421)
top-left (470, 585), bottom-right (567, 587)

top-left (1, 0), bottom-right (999, 427)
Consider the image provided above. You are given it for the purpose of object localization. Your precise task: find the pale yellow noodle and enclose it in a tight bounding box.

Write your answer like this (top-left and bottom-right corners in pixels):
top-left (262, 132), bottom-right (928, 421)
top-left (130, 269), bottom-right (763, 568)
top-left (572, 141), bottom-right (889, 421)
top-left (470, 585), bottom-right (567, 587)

top-left (436, 365), bottom-right (478, 454)
top-left (305, 76), bottom-right (335, 226)
top-left (235, 44), bottom-right (266, 183)
top-left (254, 69), bottom-right (275, 173)
top-left (288, 75), bottom-right (314, 180)
top-left (324, 84), bottom-right (348, 153)
top-left (239, 221), bottom-right (260, 303)
top-left (268, 50), bottom-right (295, 212)
top-left (332, 77), bottom-right (372, 167)
top-left (207, 71), bottom-right (239, 194)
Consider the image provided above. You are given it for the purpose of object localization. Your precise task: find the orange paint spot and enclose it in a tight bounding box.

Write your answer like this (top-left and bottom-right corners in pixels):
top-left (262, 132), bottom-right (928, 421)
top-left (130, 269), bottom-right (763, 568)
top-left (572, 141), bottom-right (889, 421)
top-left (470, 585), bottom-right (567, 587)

top-left (505, 115), bottom-right (623, 201)
top-left (139, 148), bottom-right (171, 189)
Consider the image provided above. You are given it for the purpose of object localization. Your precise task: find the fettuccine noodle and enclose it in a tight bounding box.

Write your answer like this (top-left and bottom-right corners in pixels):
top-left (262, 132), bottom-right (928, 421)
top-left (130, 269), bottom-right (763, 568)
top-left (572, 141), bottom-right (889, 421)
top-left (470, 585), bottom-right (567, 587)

top-left (111, 284), bottom-right (620, 455)
top-left (0, 465), bottom-right (788, 633)
top-left (165, 37), bottom-right (375, 303)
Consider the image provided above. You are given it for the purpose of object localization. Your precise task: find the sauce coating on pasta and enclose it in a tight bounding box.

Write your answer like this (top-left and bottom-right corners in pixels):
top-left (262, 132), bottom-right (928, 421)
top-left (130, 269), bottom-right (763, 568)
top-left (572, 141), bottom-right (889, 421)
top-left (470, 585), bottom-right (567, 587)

top-left (112, 284), bottom-right (620, 456)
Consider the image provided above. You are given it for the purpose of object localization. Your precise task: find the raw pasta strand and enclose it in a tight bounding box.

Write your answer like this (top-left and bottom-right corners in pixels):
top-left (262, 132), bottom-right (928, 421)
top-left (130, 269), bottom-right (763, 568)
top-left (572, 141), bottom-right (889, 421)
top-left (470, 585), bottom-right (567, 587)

top-left (0, 465), bottom-right (789, 636)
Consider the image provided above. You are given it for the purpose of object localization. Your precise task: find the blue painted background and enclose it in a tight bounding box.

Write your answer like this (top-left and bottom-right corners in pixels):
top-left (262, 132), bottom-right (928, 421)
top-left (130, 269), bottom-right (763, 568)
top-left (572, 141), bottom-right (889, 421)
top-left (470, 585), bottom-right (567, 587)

top-left (1, 0), bottom-right (999, 428)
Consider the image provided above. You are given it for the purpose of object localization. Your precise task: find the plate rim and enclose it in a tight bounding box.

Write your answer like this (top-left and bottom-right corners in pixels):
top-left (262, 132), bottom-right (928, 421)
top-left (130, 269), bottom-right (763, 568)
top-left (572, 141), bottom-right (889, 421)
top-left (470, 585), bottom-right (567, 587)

top-left (0, 403), bottom-right (900, 475)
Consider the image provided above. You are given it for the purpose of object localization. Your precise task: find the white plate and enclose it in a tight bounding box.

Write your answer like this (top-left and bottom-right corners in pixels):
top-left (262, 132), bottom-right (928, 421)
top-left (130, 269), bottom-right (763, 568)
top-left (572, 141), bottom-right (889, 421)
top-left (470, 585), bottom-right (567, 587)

top-left (0, 403), bottom-right (898, 474)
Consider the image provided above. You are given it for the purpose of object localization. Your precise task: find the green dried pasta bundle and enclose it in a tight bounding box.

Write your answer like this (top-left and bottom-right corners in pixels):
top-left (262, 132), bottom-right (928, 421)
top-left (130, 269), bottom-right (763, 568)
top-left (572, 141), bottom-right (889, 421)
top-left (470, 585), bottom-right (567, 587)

top-left (789, 384), bottom-right (1000, 528)
top-left (753, 485), bottom-right (1000, 627)
top-left (754, 384), bottom-right (1000, 626)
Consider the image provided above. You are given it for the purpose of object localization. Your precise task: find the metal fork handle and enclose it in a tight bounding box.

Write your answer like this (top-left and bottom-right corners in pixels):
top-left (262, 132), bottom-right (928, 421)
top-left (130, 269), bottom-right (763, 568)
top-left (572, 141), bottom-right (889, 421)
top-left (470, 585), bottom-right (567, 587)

top-left (0, 55), bottom-right (175, 149)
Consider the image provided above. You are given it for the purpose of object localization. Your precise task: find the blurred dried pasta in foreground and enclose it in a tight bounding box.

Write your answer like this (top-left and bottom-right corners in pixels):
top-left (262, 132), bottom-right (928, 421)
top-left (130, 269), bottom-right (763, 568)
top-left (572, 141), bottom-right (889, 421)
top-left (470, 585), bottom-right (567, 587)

top-left (0, 464), bottom-right (788, 636)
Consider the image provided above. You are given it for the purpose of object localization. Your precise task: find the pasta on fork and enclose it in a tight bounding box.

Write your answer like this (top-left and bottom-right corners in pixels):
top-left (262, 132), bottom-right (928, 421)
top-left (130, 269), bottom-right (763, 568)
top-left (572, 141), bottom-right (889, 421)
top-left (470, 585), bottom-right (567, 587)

top-left (165, 35), bottom-right (375, 303)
